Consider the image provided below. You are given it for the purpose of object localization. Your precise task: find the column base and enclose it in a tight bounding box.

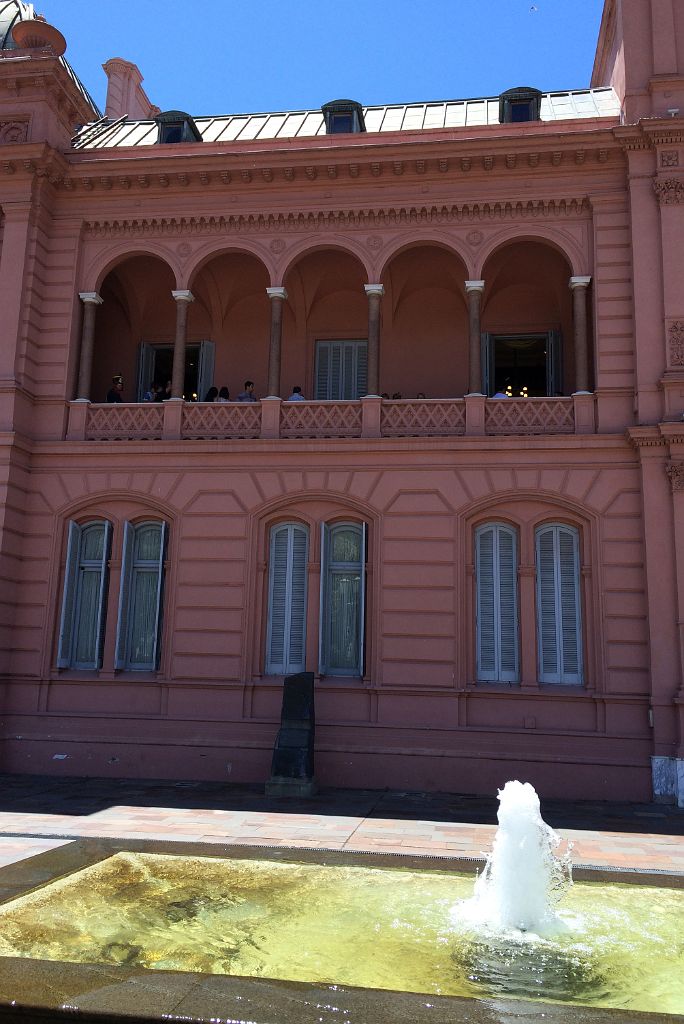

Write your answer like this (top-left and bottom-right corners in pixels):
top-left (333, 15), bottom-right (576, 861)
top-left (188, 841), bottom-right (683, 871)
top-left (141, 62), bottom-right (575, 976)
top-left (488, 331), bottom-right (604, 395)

top-left (651, 755), bottom-right (684, 807)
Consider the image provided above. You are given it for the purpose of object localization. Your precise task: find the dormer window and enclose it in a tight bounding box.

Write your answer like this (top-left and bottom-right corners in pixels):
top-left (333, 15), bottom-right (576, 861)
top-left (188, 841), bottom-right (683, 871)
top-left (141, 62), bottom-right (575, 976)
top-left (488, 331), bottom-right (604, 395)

top-left (154, 110), bottom-right (203, 144)
top-left (322, 99), bottom-right (366, 135)
top-left (499, 87), bottom-right (542, 124)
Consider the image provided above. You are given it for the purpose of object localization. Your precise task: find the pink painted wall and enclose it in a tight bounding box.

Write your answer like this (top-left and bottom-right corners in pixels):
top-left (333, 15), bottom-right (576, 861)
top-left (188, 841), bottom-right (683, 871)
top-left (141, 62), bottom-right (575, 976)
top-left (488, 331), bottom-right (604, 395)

top-left (0, 0), bottom-right (682, 804)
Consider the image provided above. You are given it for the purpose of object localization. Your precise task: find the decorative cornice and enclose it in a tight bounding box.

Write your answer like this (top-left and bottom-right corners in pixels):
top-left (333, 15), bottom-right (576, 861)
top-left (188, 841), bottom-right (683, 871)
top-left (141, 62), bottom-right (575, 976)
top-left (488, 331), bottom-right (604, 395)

top-left (627, 428), bottom-right (666, 449)
top-left (654, 178), bottom-right (684, 204)
top-left (82, 198), bottom-right (591, 238)
top-left (666, 461), bottom-right (684, 493)
top-left (668, 321), bottom-right (684, 367)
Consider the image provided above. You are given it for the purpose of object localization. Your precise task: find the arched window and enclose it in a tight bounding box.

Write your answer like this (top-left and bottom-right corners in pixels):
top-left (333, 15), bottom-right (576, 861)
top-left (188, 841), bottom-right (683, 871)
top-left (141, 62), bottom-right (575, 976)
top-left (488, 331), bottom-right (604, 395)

top-left (475, 522), bottom-right (519, 682)
top-left (321, 522), bottom-right (366, 677)
top-left (535, 523), bottom-right (583, 684)
top-left (115, 521), bottom-right (168, 671)
top-left (266, 523), bottom-right (309, 676)
top-left (57, 520), bottom-right (112, 670)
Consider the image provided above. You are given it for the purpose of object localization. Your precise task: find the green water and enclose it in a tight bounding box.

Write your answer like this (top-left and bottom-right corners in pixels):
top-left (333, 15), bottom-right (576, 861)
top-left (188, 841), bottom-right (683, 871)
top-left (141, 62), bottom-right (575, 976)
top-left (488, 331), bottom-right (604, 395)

top-left (0, 853), bottom-right (681, 1015)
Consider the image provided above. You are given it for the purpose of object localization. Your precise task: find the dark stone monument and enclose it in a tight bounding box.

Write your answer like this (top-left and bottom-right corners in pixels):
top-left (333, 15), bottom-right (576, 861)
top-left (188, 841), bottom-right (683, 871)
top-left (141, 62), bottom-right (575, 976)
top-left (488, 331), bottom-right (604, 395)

top-left (265, 671), bottom-right (317, 797)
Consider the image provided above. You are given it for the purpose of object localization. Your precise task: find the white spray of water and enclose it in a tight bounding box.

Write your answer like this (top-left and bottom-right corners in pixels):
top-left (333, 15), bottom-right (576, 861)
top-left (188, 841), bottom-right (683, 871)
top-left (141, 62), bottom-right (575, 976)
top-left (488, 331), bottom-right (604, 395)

top-left (455, 780), bottom-right (573, 937)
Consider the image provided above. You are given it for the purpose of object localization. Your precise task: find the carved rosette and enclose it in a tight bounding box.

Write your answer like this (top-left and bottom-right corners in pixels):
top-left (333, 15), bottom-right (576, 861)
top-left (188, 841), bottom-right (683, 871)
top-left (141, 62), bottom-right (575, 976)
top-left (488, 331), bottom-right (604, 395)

top-left (653, 178), bottom-right (684, 204)
top-left (666, 462), bottom-right (684, 493)
top-left (668, 321), bottom-right (684, 367)
top-left (0, 121), bottom-right (29, 145)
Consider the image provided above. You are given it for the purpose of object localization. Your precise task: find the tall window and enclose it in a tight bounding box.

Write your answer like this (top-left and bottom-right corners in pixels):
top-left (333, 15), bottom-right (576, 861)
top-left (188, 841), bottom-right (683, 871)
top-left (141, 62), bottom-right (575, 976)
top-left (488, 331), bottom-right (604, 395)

top-left (315, 340), bottom-right (367, 400)
top-left (115, 521), bottom-right (167, 671)
top-left (475, 523), bottom-right (519, 682)
top-left (266, 523), bottom-right (309, 676)
top-left (57, 521), bottom-right (112, 670)
top-left (265, 519), bottom-right (367, 678)
top-left (320, 522), bottom-right (366, 677)
top-left (536, 523), bottom-right (583, 684)
top-left (482, 331), bottom-right (562, 397)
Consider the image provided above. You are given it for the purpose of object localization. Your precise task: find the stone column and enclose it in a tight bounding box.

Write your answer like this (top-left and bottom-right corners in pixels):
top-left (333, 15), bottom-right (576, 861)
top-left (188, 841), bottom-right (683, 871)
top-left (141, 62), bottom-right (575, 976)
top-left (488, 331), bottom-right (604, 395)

top-left (364, 284), bottom-right (384, 396)
top-left (465, 280), bottom-right (485, 395)
top-left (266, 286), bottom-right (287, 397)
top-left (570, 276), bottom-right (592, 394)
top-left (76, 292), bottom-right (103, 401)
top-left (171, 290), bottom-right (194, 399)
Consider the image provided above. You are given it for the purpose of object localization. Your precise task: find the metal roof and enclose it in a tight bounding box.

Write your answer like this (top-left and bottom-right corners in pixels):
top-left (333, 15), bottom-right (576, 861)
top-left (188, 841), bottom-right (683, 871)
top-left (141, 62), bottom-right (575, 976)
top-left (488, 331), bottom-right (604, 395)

top-left (73, 87), bottom-right (621, 150)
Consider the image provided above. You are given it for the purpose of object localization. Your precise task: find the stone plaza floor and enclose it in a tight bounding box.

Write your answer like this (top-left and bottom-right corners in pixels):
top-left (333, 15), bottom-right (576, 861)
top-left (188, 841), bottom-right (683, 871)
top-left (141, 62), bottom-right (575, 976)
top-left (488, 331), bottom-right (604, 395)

top-left (0, 774), bottom-right (682, 875)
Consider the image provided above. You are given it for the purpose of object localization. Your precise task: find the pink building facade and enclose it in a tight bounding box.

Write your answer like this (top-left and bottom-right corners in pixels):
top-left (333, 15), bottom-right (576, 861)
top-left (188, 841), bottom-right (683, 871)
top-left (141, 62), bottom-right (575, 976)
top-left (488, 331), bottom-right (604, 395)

top-left (0, 0), bottom-right (683, 803)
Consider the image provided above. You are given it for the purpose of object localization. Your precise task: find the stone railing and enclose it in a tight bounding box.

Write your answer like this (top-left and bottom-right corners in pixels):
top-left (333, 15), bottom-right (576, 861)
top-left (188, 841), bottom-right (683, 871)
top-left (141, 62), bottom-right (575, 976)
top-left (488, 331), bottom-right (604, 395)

top-left (66, 394), bottom-right (595, 442)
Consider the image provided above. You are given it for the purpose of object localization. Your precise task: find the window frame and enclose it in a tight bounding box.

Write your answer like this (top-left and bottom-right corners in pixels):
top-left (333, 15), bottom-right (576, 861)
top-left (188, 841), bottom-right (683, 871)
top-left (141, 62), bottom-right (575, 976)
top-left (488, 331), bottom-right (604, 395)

top-left (319, 520), bottom-right (367, 678)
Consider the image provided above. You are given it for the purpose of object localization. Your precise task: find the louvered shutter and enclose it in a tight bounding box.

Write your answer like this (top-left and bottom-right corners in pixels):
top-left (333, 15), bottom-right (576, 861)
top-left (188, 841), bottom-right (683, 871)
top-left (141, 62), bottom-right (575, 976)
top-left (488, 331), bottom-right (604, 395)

top-left (536, 524), bottom-right (583, 684)
top-left (342, 344), bottom-right (355, 400)
top-left (546, 329), bottom-right (563, 396)
top-left (57, 522), bottom-right (81, 668)
top-left (94, 521), bottom-right (112, 669)
top-left (150, 522), bottom-right (168, 670)
top-left (476, 526), bottom-right (496, 678)
top-left (315, 343), bottom-right (331, 400)
top-left (319, 522), bottom-right (329, 675)
top-left (358, 522), bottom-right (367, 676)
top-left (114, 521), bottom-right (135, 670)
top-left (330, 344), bottom-right (342, 399)
top-left (266, 524), bottom-right (308, 675)
top-left (498, 526), bottom-right (518, 680)
top-left (558, 527), bottom-right (582, 682)
top-left (476, 524), bottom-right (518, 681)
top-left (355, 343), bottom-right (368, 398)
top-left (197, 341), bottom-right (216, 403)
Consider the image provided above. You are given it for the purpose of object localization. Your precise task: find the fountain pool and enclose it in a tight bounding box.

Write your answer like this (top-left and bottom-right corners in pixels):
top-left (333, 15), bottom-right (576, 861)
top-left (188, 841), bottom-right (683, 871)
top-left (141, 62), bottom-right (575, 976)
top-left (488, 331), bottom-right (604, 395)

top-left (0, 841), bottom-right (681, 1018)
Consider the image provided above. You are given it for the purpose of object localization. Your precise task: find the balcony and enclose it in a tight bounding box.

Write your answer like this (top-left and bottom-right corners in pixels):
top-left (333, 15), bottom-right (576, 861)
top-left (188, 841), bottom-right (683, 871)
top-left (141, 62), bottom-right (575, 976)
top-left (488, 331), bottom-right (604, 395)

top-left (66, 395), bottom-right (595, 443)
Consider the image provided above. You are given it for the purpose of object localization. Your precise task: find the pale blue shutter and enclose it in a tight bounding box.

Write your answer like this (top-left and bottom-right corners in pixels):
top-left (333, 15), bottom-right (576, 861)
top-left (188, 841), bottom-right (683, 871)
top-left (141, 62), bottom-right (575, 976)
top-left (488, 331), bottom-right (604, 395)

top-left (57, 522), bottom-right (81, 668)
top-left (355, 343), bottom-right (368, 398)
top-left (319, 522), bottom-right (329, 675)
top-left (481, 333), bottom-right (493, 395)
top-left (137, 344), bottom-right (155, 401)
top-left (114, 521), bottom-right (134, 670)
top-left (321, 523), bottom-right (363, 676)
top-left (197, 341), bottom-right (215, 403)
top-left (150, 521), bottom-right (167, 670)
top-left (94, 521), bottom-right (112, 669)
top-left (476, 523), bottom-right (518, 682)
top-left (536, 524), bottom-right (582, 684)
top-left (315, 343), bottom-right (331, 400)
top-left (266, 524), bottom-right (308, 675)
top-left (546, 328), bottom-right (562, 396)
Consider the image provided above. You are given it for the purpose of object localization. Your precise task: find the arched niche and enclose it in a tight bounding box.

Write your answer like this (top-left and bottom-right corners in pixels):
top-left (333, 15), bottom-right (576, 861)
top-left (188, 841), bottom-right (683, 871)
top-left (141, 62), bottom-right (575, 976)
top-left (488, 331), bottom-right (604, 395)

top-left (189, 251), bottom-right (271, 400)
top-left (480, 240), bottom-right (578, 397)
top-left (380, 244), bottom-right (469, 399)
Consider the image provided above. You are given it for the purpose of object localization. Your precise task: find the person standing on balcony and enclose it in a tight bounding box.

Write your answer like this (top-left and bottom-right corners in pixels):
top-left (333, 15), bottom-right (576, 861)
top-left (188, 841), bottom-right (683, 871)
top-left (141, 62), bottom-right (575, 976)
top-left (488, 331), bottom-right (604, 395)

top-left (106, 374), bottom-right (124, 403)
top-left (204, 386), bottom-right (218, 402)
top-left (286, 386), bottom-right (305, 401)
top-left (217, 387), bottom-right (230, 402)
top-left (237, 380), bottom-right (257, 402)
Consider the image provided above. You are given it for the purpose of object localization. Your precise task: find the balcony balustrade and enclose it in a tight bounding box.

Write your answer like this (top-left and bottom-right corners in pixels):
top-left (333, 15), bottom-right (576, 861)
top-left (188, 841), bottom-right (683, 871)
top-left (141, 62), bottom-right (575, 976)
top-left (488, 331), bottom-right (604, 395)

top-left (66, 395), bottom-right (594, 443)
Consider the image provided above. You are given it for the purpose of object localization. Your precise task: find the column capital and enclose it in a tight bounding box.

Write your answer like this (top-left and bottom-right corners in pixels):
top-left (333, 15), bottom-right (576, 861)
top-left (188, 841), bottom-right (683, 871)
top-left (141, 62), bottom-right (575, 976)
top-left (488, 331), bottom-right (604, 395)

top-left (266, 286), bottom-right (288, 301)
top-left (465, 280), bottom-right (485, 294)
top-left (79, 292), bottom-right (103, 306)
top-left (364, 283), bottom-right (384, 298)
top-left (171, 289), bottom-right (194, 303)
top-left (569, 275), bottom-right (592, 290)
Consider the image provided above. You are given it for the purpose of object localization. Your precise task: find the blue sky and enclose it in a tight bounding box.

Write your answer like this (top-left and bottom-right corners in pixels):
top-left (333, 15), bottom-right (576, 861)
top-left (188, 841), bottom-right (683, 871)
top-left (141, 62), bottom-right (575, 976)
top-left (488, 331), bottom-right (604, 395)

top-left (40, 0), bottom-right (606, 116)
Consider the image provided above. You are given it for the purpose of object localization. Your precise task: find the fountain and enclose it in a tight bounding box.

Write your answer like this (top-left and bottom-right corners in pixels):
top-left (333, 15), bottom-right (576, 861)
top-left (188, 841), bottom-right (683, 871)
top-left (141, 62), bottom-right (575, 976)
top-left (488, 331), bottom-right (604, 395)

top-left (456, 779), bottom-right (573, 935)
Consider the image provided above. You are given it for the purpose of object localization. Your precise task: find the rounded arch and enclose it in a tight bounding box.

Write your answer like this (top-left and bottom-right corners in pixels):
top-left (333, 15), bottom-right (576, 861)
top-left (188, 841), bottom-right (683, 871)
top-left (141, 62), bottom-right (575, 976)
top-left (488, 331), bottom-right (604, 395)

top-left (255, 488), bottom-right (379, 529)
top-left (85, 243), bottom-right (181, 294)
top-left (279, 238), bottom-right (372, 284)
top-left (57, 490), bottom-right (178, 526)
top-left (461, 488), bottom-right (598, 526)
top-left (185, 240), bottom-right (273, 290)
top-left (477, 228), bottom-right (586, 279)
top-left (378, 234), bottom-right (473, 280)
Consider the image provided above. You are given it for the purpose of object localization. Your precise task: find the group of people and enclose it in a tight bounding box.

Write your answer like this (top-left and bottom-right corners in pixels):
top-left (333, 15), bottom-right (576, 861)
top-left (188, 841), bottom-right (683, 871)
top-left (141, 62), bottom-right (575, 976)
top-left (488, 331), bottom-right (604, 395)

top-left (202, 383), bottom-right (306, 402)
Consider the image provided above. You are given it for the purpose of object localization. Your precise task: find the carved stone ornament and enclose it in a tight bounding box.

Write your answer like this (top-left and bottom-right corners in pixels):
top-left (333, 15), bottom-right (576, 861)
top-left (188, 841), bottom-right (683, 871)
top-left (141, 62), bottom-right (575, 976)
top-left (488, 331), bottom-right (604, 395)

top-left (668, 321), bottom-right (684, 367)
top-left (665, 462), bottom-right (684, 493)
top-left (653, 178), bottom-right (684, 204)
top-left (176, 242), bottom-right (192, 259)
top-left (366, 235), bottom-right (382, 251)
top-left (466, 229), bottom-right (484, 246)
top-left (661, 150), bottom-right (680, 168)
top-left (269, 238), bottom-right (286, 254)
top-left (0, 121), bottom-right (29, 144)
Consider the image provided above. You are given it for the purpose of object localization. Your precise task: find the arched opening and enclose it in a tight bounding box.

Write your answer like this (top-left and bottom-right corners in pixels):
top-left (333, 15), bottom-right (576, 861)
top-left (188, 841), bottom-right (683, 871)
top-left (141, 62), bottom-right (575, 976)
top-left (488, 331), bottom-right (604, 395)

top-left (282, 248), bottom-right (368, 400)
top-left (480, 240), bottom-right (578, 397)
top-left (93, 255), bottom-right (176, 403)
top-left (189, 251), bottom-right (270, 400)
top-left (380, 245), bottom-right (469, 398)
